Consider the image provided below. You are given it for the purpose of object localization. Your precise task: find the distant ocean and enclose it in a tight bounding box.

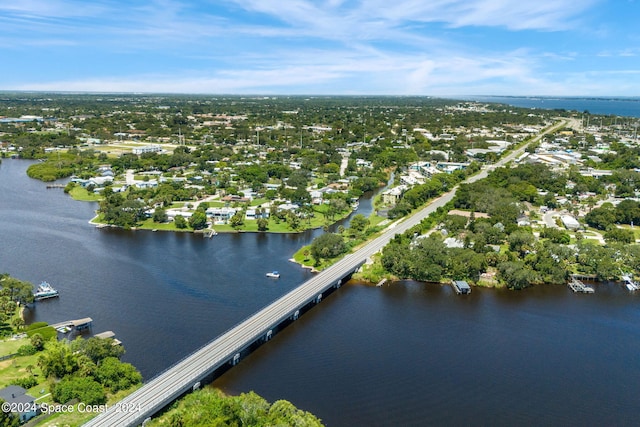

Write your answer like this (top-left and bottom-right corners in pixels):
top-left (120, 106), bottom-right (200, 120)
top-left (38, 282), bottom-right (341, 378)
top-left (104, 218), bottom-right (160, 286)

top-left (459, 96), bottom-right (640, 118)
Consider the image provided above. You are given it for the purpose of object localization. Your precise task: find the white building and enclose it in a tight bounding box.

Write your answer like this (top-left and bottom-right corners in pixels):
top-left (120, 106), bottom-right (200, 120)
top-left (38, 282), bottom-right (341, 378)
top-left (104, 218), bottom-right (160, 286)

top-left (132, 144), bottom-right (162, 155)
top-left (561, 215), bottom-right (581, 230)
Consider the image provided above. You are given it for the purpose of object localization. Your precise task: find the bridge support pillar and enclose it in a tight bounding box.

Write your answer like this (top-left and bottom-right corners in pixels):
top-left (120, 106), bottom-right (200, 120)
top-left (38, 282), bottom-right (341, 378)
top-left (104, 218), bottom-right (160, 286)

top-left (316, 293), bottom-right (322, 303)
top-left (232, 353), bottom-right (240, 366)
top-left (265, 329), bottom-right (273, 341)
top-left (292, 310), bottom-right (300, 320)
top-left (335, 279), bottom-right (342, 288)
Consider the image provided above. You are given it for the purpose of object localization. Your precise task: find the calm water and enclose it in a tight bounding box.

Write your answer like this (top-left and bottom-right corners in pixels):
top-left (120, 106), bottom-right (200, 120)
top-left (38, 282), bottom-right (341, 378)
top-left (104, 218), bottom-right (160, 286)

top-left (2, 159), bottom-right (640, 426)
top-left (461, 96), bottom-right (640, 118)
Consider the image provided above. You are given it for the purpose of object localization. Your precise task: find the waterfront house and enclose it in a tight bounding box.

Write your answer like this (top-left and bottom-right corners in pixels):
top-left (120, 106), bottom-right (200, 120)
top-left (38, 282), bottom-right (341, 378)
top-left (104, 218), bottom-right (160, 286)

top-left (206, 207), bottom-right (237, 222)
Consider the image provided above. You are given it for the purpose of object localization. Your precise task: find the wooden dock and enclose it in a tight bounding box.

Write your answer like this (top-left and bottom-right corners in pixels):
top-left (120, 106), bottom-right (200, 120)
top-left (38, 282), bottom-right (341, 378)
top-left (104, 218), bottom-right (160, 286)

top-left (568, 278), bottom-right (594, 293)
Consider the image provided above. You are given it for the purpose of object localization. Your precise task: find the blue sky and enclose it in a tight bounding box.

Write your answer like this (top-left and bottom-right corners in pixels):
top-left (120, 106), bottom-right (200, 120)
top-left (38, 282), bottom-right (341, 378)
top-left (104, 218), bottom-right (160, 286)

top-left (1, 0), bottom-right (639, 95)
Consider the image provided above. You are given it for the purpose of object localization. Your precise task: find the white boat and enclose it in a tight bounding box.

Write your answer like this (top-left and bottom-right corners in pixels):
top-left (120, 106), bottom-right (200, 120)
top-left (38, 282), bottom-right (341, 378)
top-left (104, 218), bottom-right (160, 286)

top-left (33, 281), bottom-right (59, 301)
top-left (266, 271), bottom-right (280, 278)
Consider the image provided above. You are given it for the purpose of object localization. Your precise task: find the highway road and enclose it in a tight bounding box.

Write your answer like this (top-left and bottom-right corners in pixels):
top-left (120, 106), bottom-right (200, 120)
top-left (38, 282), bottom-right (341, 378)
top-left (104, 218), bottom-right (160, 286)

top-left (84, 120), bottom-right (565, 426)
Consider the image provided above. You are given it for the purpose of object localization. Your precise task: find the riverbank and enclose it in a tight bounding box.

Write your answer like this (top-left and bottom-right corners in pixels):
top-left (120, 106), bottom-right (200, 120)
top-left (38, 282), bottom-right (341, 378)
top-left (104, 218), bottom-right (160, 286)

top-left (88, 207), bottom-right (354, 234)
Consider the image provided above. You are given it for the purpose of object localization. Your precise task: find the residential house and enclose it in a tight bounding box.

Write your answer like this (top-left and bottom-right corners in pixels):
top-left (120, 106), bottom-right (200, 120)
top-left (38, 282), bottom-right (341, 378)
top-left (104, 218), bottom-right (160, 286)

top-left (517, 215), bottom-right (531, 227)
top-left (561, 215), bottom-right (581, 230)
top-left (206, 207), bottom-right (237, 222)
top-left (381, 185), bottom-right (406, 206)
top-left (0, 385), bottom-right (38, 423)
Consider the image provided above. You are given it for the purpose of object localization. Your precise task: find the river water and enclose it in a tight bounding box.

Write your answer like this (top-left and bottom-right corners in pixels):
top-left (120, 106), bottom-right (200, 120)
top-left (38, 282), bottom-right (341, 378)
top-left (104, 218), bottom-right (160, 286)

top-left (1, 159), bottom-right (640, 426)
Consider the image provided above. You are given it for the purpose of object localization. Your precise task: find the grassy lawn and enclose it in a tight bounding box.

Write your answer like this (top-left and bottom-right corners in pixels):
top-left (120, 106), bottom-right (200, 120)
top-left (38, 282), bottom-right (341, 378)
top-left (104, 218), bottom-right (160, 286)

top-left (368, 214), bottom-right (387, 228)
top-left (138, 204), bottom-right (355, 234)
top-left (291, 244), bottom-right (340, 271)
top-left (0, 337), bottom-right (29, 357)
top-left (250, 197), bottom-right (270, 207)
top-left (200, 200), bottom-right (225, 208)
top-left (0, 351), bottom-right (48, 392)
top-left (68, 186), bottom-right (103, 202)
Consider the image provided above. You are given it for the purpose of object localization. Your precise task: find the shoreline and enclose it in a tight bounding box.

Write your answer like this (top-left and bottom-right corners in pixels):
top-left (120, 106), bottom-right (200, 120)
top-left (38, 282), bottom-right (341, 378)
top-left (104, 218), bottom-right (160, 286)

top-left (88, 216), bottom-right (321, 235)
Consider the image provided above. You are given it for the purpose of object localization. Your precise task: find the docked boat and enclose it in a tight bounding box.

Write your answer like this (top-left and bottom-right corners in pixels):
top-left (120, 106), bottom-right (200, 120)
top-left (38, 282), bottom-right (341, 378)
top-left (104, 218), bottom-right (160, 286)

top-left (33, 281), bottom-right (59, 301)
top-left (266, 271), bottom-right (280, 278)
top-left (621, 273), bottom-right (639, 291)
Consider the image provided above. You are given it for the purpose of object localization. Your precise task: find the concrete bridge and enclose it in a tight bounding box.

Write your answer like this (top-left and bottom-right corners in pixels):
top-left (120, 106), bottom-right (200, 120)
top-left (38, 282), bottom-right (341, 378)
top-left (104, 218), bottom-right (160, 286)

top-left (84, 121), bottom-right (563, 426)
top-left (84, 196), bottom-right (441, 426)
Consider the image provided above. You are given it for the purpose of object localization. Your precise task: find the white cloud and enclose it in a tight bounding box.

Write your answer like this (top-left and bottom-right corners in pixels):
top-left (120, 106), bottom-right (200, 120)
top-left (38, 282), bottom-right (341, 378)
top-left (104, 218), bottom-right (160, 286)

top-left (231, 0), bottom-right (598, 36)
top-left (0, 0), bottom-right (107, 18)
top-left (3, 0), bottom-right (635, 96)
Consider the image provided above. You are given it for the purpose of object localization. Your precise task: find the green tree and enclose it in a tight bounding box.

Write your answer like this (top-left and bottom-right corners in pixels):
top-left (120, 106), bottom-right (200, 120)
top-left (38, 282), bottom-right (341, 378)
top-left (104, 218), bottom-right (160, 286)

top-left (410, 236), bottom-right (448, 282)
top-left (539, 227), bottom-right (570, 244)
top-left (153, 207), bottom-right (168, 223)
top-left (604, 227), bottom-right (635, 244)
top-left (75, 337), bottom-right (125, 364)
top-left (584, 204), bottom-right (617, 230)
top-left (51, 376), bottom-right (106, 405)
top-left (229, 210), bottom-right (244, 228)
top-left (95, 357), bottom-right (142, 392)
top-left (576, 242), bottom-right (619, 280)
top-left (310, 233), bottom-right (346, 265)
top-left (507, 230), bottom-right (536, 256)
top-left (257, 217), bottom-right (269, 231)
top-left (287, 211), bottom-right (301, 231)
top-left (30, 333), bottom-right (45, 351)
top-left (38, 340), bottom-right (79, 378)
top-left (447, 248), bottom-right (487, 281)
top-left (349, 214), bottom-right (370, 234)
top-left (498, 261), bottom-right (537, 290)
top-left (188, 210), bottom-right (208, 230)
top-left (0, 274), bottom-right (35, 305)
top-left (174, 215), bottom-right (187, 229)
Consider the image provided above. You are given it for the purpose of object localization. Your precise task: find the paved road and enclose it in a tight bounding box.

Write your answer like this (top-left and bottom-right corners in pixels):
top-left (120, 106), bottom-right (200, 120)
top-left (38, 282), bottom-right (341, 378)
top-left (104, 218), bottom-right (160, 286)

top-left (543, 211), bottom-right (559, 228)
top-left (84, 120), bottom-right (565, 427)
